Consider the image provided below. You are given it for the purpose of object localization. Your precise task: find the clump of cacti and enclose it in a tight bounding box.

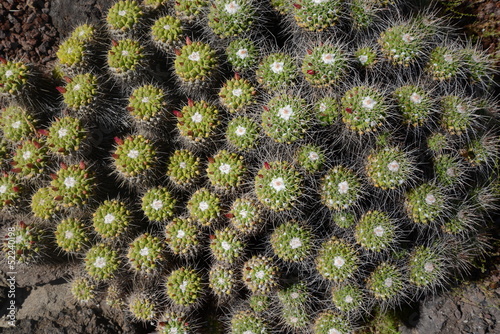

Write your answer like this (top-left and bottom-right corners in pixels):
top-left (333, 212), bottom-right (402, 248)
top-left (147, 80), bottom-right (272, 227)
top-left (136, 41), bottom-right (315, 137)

top-left (1, 1), bottom-right (499, 332)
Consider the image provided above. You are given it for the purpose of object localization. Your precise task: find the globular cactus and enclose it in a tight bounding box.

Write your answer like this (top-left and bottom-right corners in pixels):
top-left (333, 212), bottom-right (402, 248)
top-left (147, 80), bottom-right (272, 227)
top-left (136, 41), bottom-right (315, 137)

top-left (2, 220), bottom-right (48, 264)
top-left (126, 233), bottom-right (163, 272)
top-left (0, 59), bottom-right (30, 98)
top-left (165, 216), bottom-right (201, 257)
top-left (230, 309), bottom-right (269, 334)
top-left (128, 292), bottom-right (158, 322)
top-left (54, 217), bottom-right (90, 253)
top-left (354, 210), bottom-right (398, 252)
top-left (340, 85), bottom-right (389, 134)
top-left (332, 210), bottom-right (357, 229)
top-left (290, 0), bottom-right (342, 32)
top-left (174, 0), bottom-right (209, 23)
top-left (209, 227), bottom-right (245, 264)
top-left (141, 187), bottom-right (176, 222)
top-left (186, 187), bottom-right (222, 227)
top-left (106, 0), bottom-right (143, 38)
top-left (165, 267), bottom-right (204, 309)
top-left (156, 312), bottom-right (194, 333)
top-left (225, 116), bottom-right (260, 151)
top-left (315, 236), bottom-right (359, 282)
top-left (366, 262), bottom-right (405, 302)
top-left (150, 15), bottom-right (184, 53)
top-left (256, 53), bottom-right (298, 90)
top-left (365, 146), bottom-right (415, 190)
top-left (219, 74), bottom-right (257, 113)
top-left (261, 93), bottom-right (310, 144)
top-left (393, 84), bottom-right (433, 127)
top-left (301, 43), bottom-right (348, 87)
top-left (31, 187), bottom-right (60, 220)
top-left (12, 139), bottom-right (48, 179)
top-left (208, 262), bottom-right (238, 300)
top-left (175, 99), bottom-right (221, 144)
top-left (313, 96), bottom-right (340, 126)
top-left (226, 38), bottom-right (260, 72)
top-left (207, 0), bottom-right (258, 39)
top-left (45, 116), bottom-right (89, 157)
top-left (111, 135), bottom-right (157, 181)
top-left (70, 276), bottom-right (97, 304)
top-left (405, 182), bottom-right (446, 225)
top-left (354, 45), bottom-right (378, 68)
top-left (228, 196), bottom-right (264, 235)
top-left (320, 166), bottom-right (363, 211)
top-left (127, 84), bottom-right (168, 127)
top-left (173, 39), bottom-right (219, 91)
top-left (107, 38), bottom-right (145, 80)
top-left (249, 294), bottom-right (271, 313)
top-left (426, 44), bottom-right (464, 81)
top-left (439, 94), bottom-right (477, 136)
top-left (276, 282), bottom-right (311, 331)
top-left (408, 245), bottom-right (446, 289)
top-left (0, 105), bottom-right (37, 143)
top-left (92, 199), bottom-right (133, 239)
top-left (254, 160), bottom-right (303, 211)
top-left (312, 310), bottom-right (352, 334)
top-left (206, 150), bottom-right (247, 191)
top-left (61, 73), bottom-right (99, 112)
top-left (331, 283), bottom-right (366, 313)
top-left (0, 173), bottom-right (23, 212)
top-left (50, 162), bottom-right (96, 209)
top-left (84, 243), bottom-right (122, 281)
top-left (166, 149), bottom-right (202, 187)
top-left (241, 255), bottom-right (279, 294)
top-left (270, 220), bottom-right (314, 262)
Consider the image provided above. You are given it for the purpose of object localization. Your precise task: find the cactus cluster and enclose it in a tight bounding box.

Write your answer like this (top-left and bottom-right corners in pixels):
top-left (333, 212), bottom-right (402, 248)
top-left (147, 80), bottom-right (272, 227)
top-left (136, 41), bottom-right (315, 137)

top-left (1, 0), bottom-right (499, 332)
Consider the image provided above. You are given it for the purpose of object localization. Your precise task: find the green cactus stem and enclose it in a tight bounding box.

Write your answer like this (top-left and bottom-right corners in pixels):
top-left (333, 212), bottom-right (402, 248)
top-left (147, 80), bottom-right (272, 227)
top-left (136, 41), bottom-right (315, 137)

top-left (228, 197), bottom-right (263, 235)
top-left (440, 95), bottom-right (476, 135)
top-left (206, 150), bottom-right (247, 191)
top-left (2, 221), bottom-right (47, 264)
top-left (56, 38), bottom-right (88, 73)
top-left (292, 0), bottom-right (342, 32)
top-left (433, 153), bottom-right (466, 186)
top-left (207, 0), bottom-right (257, 38)
top-left (256, 53), bottom-right (298, 90)
top-left (107, 38), bottom-right (145, 76)
top-left (30, 187), bottom-right (59, 220)
top-left (62, 73), bottom-right (99, 111)
top-left (141, 187), bottom-right (176, 222)
top-left (166, 149), bottom-right (202, 186)
top-left (84, 243), bottom-right (121, 281)
top-left (261, 93), bottom-right (310, 144)
top-left (241, 255), bottom-right (279, 293)
top-left (313, 96), bottom-right (340, 126)
top-left (165, 216), bottom-right (201, 257)
top-left (355, 210), bottom-right (397, 252)
top-left (165, 267), bottom-right (204, 308)
top-left (331, 283), bottom-right (365, 313)
top-left (230, 310), bottom-right (269, 334)
top-left (394, 85), bottom-right (432, 127)
top-left (341, 85), bottom-right (388, 134)
top-left (408, 245), bottom-right (444, 288)
top-left (128, 293), bottom-right (157, 322)
top-left (225, 116), bottom-right (260, 151)
top-left (127, 233), bottom-right (163, 272)
top-left (92, 199), bottom-right (132, 239)
top-left (295, 144), bottom-right (326, 173)
top-left (219, 74), bottom-right (257, 113)
top-left (365, 146), bottom-right (414, 190)
top-left (405, 182), bottom-right (446, 224)
top-left (175, 99), bottom-right (221, 143)
top-left (112, 135), bottom-right (157, 178)
top-left (55, 217), bottom-right (90, 253)
top-left (174, 0), bottom-right (209, 22)
top-left (106, 0), bottom-right (143, 36)
top-left (209, 227), bottom-right (245, 264)
top-left (312, 311), bottom-right (352, 334)
top-left (70, 277), bottom-right (96, 303)
top-left (277, 283), bottom-right (310, 330)
top-left (270, 221), bottom-right (313, 262)
top-left (174, 40), bottom-right (218, 86)
top-left (0, 105), bottom-right (37, 142)
top-left (315, 236), bottom-right (359, 282)
top-left (332, 210), bottom-right (357, 229)
top-left (320, 166), bottom-right (363, 211)
top-left (366, 262), bottom-right (404, 301)
top-left (254, 161), bottom-right (303, 211)
top-left (0, 173), bottom-right (23, 211)
top-left (150, 15), bottom-right (184, 52)
top-left (50, 162), bottom-right (96, 208)
top-left (127, 84), bottom-right (168, 125)
top-left (426, 46), bottom-right (464, 81)
top-left (209, 262), bottom-right (237, 298)
top-left (355, 45), bottom-right (378, 68)
top-left (302, 44), bottom-right (348, 87)
top-left (157, 312), bottom-right (193, 334)
top-left (226, 38), bottom-right (259, 72)
top-left (0, 59), bottom-right (30, 97)
top-left (46, 116), bottom-right (88, 156)
top-left (186, 188), bottom-right (222, 226)
top-left (12, 139), bottom-right (48, 178)
top-left (249, 294), bottom-right (271, 313)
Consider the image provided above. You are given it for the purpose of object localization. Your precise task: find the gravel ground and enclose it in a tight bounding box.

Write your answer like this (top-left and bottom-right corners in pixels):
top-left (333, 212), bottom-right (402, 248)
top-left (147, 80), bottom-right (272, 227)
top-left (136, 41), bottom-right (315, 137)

top-left (0, 0), bottom-right (499, 333)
